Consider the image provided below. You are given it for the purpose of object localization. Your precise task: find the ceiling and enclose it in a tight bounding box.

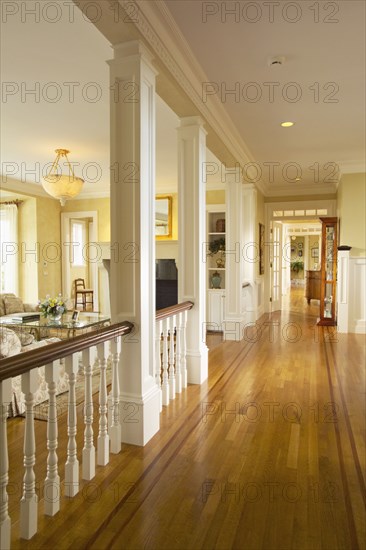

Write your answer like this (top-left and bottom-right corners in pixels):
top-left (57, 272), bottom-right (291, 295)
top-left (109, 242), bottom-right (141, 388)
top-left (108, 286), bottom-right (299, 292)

top-left (1, 1), bottom-right (365, 199)
top-left (165, 0), bottom-right (366, 190)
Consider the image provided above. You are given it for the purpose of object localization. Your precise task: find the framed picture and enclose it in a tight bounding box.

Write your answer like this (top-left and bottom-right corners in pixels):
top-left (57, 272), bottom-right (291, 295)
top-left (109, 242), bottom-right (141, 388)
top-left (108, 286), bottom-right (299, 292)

top-left (298, 242), bottom-right (303, 249)
top-left (311, 247), bottom-right (319, 258)
top-left (71, 310), bottom-right (79, 322)
top-left (155, 195), bottom-right (172, 240)
top-left (259, 223), bottom-right (265, 275)
top-left (298, 250), bottom-right (303, 257)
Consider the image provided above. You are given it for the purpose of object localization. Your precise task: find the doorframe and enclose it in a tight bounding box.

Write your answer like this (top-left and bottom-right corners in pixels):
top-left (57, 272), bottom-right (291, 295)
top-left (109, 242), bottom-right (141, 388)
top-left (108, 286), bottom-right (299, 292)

top-left (61, 211), bottom-right (99, 310)
top-left (264, 199), bottom-right (336, 313)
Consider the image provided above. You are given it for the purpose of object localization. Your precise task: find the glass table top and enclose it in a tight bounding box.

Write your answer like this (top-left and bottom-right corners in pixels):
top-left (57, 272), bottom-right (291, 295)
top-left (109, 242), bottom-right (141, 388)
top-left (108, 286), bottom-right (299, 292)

top-left (0, 312), bottom-right (110, 330)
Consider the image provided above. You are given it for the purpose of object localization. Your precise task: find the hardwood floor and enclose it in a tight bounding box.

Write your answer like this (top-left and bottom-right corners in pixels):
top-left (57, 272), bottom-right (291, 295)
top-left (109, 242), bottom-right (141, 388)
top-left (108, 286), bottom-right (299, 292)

top-left (7, 287), bottom-right (366, 549)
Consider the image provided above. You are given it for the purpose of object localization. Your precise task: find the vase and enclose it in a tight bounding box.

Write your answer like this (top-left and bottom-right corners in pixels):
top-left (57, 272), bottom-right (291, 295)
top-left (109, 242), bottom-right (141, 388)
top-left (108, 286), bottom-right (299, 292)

top-left (211, 271), bottom-right (222, 289)
top-left (47, 312), bottom-right (62, 323)
top-left (216, 257), bottom-right (225, 268)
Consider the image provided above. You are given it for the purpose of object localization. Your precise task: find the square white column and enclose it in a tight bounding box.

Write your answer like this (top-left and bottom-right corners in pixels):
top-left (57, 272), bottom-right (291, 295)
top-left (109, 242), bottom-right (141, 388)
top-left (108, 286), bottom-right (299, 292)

top-left (108, 40), bottom-right (160, 445)
top-left (223, 170), bottom-right (246, 341)
top-left (177, 117), bottom-right (208, 384)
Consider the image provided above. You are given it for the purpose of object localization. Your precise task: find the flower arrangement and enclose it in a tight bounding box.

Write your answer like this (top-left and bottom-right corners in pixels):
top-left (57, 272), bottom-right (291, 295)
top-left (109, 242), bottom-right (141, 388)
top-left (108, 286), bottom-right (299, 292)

top-left (39, 294), bottom-right (67, 318)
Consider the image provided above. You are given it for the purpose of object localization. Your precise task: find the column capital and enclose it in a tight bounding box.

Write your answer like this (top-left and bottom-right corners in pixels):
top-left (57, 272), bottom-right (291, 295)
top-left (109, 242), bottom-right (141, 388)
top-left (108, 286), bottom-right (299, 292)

top-left (242, 182), bottom-right (257, 193)
top-left (109, 40), bottom-right (158, 76)
top-left (178, 116), bottom-right (207, 133)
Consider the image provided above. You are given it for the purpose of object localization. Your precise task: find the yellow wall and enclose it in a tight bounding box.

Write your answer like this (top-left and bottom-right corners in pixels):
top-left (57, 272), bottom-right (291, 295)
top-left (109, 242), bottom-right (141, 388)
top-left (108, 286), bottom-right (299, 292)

top-left (337, 173), bottom-right (366, 256)
top-left (16, 194), bottom-right (61, 301)
top-left (18, 197), bottom-right (38, 303)
top-left (290, 237), bottom-right (305, 280)
top-left (264, 194), bottom-right (336, 203)
top-left (206, 190), bottom-right (225, 204)
top-left (62, 198), bottom-right (111, 241)
top-left (36, 197), bottom-right (62, 299)
top-left (307, 235), bottom-right (321, 270)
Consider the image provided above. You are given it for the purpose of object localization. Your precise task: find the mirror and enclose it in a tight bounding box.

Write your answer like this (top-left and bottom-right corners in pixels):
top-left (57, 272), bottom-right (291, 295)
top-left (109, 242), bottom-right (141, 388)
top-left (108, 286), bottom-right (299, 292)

top-left (155, 195), bottom-right (172, 239)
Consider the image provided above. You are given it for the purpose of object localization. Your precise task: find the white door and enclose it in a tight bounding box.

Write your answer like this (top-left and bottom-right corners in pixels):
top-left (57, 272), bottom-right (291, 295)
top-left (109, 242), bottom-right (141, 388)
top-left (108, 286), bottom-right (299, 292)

top-left (270, 221), bottom-right (282, 311)
top-left (207, 290), bottom-right (225, 331)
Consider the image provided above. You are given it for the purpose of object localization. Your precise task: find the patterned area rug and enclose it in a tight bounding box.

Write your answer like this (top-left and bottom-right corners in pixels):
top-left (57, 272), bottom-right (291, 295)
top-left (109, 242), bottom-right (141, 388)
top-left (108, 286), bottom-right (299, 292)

top-left (33, 364), bottom-right (112, 421)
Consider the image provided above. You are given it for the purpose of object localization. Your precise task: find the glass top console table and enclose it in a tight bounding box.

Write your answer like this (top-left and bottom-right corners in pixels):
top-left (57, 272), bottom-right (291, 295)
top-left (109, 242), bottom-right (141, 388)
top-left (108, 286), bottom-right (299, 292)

top-left (0, 312), bottom-right (111, 340)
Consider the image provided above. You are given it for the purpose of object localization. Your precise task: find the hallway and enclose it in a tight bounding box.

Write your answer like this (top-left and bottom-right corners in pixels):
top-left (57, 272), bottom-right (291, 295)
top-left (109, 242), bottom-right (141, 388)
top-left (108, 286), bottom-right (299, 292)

top-left (8, 297), bottom-right (365, 550)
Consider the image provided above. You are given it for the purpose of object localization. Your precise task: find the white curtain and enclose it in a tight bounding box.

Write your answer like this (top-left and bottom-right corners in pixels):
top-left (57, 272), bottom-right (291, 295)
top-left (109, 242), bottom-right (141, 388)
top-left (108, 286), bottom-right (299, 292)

top-left (0, 204), bottom-right (18, 294)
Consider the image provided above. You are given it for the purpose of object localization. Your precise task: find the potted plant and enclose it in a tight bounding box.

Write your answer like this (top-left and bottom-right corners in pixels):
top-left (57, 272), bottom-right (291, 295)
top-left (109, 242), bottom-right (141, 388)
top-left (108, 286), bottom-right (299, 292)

top-left (291, 261), bottom-right (304, 273)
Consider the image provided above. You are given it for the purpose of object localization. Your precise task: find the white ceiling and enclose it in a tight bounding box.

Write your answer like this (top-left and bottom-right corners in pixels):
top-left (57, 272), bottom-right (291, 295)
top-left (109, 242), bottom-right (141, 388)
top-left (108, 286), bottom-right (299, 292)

top-left (165, 0), bottom-right (366, 189)
top-left (1, 1), bottom-right (365, 198)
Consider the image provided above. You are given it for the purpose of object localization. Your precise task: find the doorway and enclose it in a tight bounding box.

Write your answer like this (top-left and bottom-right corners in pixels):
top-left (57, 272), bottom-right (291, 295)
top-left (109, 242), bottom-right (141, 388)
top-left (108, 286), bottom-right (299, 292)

top-left (61, 211), bottom-right (99, 310)
top-left (265, 199), bottom-right (336, 316)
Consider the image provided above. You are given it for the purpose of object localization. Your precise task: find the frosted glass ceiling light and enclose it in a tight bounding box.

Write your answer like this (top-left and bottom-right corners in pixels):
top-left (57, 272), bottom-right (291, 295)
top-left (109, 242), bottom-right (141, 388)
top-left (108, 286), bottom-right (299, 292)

top-left (43, 148), bottom-right (84, 206)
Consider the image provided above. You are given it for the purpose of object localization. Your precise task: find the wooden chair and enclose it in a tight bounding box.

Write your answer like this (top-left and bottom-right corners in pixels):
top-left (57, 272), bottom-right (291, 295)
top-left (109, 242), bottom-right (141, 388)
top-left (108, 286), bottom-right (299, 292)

top-left (74, 278), bottom-right (94, 311)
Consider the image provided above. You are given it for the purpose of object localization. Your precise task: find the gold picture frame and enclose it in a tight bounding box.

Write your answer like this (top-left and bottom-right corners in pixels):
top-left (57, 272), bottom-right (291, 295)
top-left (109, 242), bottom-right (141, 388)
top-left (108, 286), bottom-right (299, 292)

top-left (155, 195), bottom-right (172, 240)
top-left (259, 223), bottom-right (265, 275)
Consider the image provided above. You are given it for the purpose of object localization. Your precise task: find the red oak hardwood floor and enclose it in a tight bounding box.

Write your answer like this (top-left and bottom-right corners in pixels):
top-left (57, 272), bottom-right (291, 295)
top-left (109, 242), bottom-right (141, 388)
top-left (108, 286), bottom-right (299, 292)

top-left (7, 288), bottom-right (366, 549)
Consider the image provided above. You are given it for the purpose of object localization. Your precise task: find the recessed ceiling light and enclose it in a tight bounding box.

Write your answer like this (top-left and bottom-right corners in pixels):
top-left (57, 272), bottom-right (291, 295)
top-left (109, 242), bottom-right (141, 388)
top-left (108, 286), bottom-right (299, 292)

top-left (281, 121), bottom-right (295, 127)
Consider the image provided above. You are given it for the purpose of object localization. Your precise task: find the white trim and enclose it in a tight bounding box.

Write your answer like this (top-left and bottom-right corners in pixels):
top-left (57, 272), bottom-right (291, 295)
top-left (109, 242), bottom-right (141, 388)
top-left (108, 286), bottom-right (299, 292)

top-left (61, 211), bottom-right (99, 311)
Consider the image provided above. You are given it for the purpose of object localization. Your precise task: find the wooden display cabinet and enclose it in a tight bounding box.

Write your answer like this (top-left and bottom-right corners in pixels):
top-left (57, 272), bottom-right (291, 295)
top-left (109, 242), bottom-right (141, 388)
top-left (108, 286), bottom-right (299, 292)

top-left (318, 217), bottom-right (338, 326)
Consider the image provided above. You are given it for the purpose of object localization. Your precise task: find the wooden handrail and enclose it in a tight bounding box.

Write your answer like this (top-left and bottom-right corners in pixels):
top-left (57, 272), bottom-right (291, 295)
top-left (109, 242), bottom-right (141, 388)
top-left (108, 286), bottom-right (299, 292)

top-left (155, 301), bottom-right (194, 321)
top-left (0, 321), bottom-right (133, 382)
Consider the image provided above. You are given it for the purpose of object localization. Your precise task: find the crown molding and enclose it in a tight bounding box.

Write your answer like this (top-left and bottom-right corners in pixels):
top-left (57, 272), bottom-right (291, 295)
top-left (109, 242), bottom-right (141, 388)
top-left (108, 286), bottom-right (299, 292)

top-left (263, 181), bottom-right (338, 197)
top-left (0, 177), bottom-right (48, 199)
top-left (125, 0), bottom-right (266, 196)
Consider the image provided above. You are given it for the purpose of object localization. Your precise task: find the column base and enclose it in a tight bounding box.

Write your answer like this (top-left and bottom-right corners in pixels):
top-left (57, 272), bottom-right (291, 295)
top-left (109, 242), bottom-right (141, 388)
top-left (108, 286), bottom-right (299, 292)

top-left (186, 346), bottom-right (208, 384)
top-left (119, 385), bottom-right (160, 446)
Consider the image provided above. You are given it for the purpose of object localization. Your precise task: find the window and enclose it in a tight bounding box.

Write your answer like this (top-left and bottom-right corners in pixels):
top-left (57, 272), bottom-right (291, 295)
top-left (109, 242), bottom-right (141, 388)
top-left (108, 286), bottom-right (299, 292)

top-left (0, 205), bottom-right (18, 293)
top-left (71, 220), bottom-right (86, 266)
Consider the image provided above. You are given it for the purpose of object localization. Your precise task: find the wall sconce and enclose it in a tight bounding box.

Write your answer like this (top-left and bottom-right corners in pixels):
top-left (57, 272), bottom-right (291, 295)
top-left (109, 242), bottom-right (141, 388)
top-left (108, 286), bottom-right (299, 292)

top-left (43, 149), bottom-right (84, 206)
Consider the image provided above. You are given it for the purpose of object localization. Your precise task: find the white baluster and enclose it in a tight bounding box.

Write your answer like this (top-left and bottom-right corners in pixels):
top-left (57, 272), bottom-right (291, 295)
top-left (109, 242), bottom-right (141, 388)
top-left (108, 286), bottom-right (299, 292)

top-left (181, 310), bottom-right (188, 388)
top-left (82, 347), bottom-right (95, 480)
top-left (97, 342), bottom-right (109, 466)
top-left (175, 312), bottom-right (182, 393)
top-left (64, 354), bottom-right (79, 497)
top-left (44, 361), bottom-right (60, 516)
top-left (155, 320), bottom-right (162, 412)
top-left (161, 319), bottom-right (170, 406)
top-left (169, 316), bottom-right (176, 399)
top-left (20, 369), bottom-right (38, 540)
top-left (109, 336), bottom-right (121, 454)
top-left (0, 379), bottom-right (12, 550)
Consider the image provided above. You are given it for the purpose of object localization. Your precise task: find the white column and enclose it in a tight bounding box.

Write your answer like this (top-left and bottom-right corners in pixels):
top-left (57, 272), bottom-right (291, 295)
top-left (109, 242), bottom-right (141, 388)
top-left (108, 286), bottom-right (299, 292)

top-left (337, 249), bottom-right (350, 333)
top-left (177, 117), bottom-right (208, 384)
top-left (223, 169), bottom-right (245, 341)
top-left (108, 40), bottom-right (160, 445)
top-left (242, 184), bottom-right (258, 323)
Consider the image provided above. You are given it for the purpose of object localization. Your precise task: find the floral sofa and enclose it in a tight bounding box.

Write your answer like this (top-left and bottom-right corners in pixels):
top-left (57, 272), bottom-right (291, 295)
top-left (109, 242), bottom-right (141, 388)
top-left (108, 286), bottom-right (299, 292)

top-left (0, 325), bottom-right (69, 417)
top-left (0, 292), bottom-right (39, 319)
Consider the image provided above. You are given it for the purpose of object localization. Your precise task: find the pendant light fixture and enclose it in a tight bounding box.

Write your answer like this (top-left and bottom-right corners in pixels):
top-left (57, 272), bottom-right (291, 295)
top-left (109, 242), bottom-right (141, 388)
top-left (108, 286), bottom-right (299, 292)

top-left (42, 148), bottom-right (84, 206)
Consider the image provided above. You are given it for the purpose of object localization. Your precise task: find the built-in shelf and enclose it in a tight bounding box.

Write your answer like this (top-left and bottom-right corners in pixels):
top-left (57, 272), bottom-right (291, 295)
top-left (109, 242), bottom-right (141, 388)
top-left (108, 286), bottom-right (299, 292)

top-left (206, 206), bottom-right (226, 331)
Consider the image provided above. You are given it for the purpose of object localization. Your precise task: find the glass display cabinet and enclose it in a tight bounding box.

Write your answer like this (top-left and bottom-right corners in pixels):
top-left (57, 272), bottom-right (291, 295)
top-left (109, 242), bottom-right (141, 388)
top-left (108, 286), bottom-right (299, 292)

top-left (318, 217), bottom-right (338, 326)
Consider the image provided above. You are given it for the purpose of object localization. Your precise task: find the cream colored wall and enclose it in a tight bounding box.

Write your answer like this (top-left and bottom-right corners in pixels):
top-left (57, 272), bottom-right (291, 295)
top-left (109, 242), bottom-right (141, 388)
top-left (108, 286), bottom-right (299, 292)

top-left (18, 198), bottom-right (38, 303)
top-left (337, 173), bottom-right (366, 256)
